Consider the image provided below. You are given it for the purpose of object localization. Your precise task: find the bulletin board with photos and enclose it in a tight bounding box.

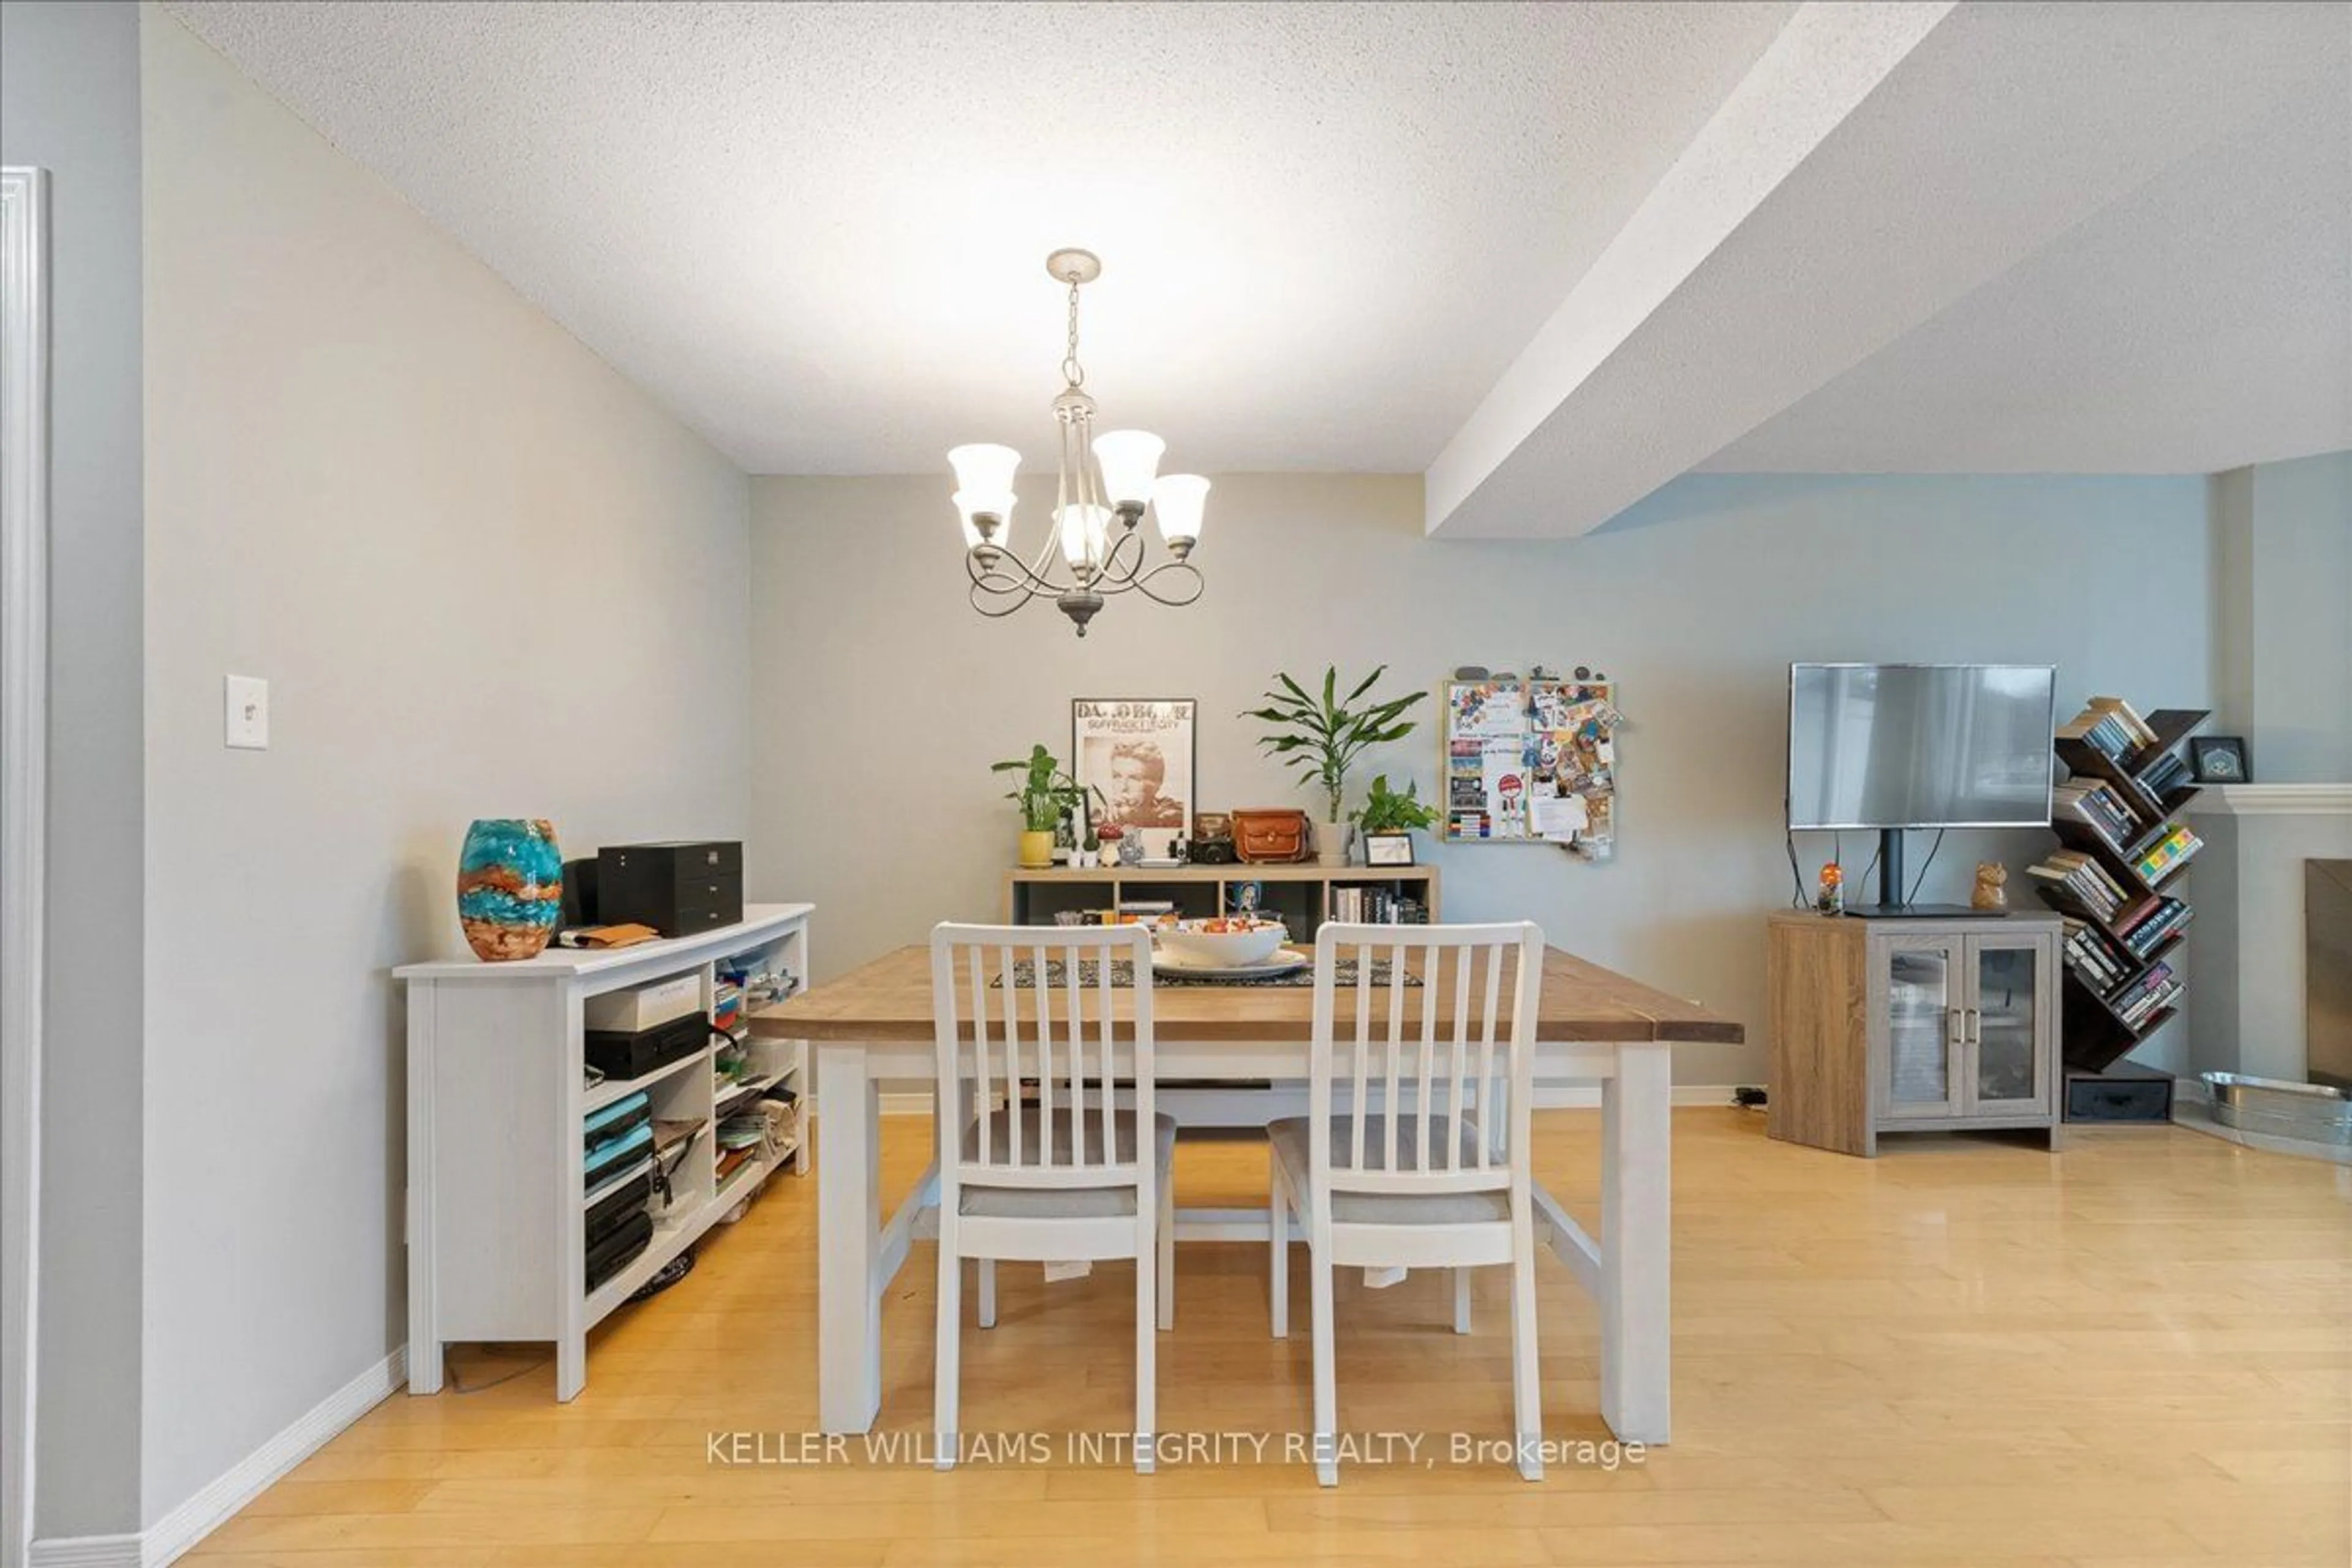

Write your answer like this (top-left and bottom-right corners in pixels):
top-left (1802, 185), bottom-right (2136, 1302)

top-left (1441, 676), bottom-right (1623, 858)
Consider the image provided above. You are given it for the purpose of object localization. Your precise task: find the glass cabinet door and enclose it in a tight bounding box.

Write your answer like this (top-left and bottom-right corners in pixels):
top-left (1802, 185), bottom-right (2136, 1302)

top-left (1969, 938), bottom-right (2050, 1112)
top-left (1880, 939), bottom-right (1961, 1117)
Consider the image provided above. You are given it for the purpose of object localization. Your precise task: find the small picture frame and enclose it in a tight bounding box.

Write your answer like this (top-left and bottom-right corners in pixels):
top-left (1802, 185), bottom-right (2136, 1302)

top-left (2189, 735), bottom-right (2251, 784)
top-left (1363, 832), bottom-right (1415, 867)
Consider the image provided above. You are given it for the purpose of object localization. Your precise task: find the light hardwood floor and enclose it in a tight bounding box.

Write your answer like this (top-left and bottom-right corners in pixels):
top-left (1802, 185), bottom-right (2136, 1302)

top-left (191, 1110), bottom-right (2349, 1567)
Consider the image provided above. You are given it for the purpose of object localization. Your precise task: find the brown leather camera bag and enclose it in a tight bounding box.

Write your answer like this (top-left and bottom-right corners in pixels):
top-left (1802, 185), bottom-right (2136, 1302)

top-left (1231, 809), bottom-right (1311, 864)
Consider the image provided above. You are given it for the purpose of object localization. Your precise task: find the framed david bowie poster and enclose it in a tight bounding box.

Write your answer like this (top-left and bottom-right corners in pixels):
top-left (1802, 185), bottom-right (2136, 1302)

top-left (1072, 699), bottom-right (1198, 861)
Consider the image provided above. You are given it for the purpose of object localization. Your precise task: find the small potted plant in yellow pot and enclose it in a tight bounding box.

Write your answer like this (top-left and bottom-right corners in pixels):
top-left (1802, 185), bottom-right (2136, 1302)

top-left (993, 744), bottom-right (1086, 869)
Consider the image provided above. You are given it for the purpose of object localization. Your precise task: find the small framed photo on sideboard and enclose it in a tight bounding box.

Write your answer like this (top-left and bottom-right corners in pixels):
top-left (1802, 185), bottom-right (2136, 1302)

top-left (2190, 735), bottom-right (2251, 784)
top-left (1363, 833), bottom-right (1415, 867)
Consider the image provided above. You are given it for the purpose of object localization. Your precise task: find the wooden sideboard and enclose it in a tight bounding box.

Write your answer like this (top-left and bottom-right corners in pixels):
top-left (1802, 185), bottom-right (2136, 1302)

top-left (1766, 910), bottom-right (2062, 1157)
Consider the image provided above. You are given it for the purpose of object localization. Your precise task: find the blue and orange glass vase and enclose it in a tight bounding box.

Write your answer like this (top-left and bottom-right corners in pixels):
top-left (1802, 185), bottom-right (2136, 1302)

top-left (457, 818), bottom-right (563, 961)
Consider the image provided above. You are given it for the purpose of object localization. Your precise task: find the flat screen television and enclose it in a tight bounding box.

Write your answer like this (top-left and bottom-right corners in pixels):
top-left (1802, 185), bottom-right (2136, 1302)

top-left (1787, 663), bottom-right (2056, 916)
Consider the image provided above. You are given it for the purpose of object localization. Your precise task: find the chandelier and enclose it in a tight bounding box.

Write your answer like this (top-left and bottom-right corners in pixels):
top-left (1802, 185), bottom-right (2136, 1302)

top-left (947, 248), bottom-right (1208, 637)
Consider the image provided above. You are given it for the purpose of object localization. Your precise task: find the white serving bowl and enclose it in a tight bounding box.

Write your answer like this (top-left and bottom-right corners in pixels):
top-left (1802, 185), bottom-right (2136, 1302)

top-left (1155, 917), bottom-right (1288, 968)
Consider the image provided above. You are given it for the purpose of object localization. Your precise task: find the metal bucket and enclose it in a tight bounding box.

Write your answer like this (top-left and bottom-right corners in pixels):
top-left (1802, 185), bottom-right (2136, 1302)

top-left (2202, 1072), bottom-right (2352, 1146)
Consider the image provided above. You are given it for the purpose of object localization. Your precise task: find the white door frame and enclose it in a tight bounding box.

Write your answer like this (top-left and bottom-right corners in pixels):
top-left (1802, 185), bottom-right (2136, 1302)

top-left (0, 164), bottom-right (50, 1568)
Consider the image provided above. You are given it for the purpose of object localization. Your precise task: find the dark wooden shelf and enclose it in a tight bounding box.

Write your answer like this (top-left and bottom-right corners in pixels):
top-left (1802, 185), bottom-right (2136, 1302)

top-left (2121, 708), bottom-right (2212, 777)
top-left (2049, 701), bottom-right (2204, 1072)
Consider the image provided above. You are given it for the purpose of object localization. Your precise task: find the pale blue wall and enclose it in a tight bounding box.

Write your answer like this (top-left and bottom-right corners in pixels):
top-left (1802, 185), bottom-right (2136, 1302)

top-left (753, 470), bottom-right (2216, 1084)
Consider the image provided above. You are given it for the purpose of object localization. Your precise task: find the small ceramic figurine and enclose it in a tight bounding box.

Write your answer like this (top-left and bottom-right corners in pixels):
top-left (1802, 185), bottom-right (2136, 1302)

top-left (1815, 861), bottom-right (1844, 916)
top-left (1972, 861), bottom-right (2008, 911)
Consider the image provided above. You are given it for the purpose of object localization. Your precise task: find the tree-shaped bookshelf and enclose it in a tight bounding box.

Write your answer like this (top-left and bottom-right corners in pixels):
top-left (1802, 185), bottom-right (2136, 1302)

top-left (2033, 701), bottom-right (2210, 1072)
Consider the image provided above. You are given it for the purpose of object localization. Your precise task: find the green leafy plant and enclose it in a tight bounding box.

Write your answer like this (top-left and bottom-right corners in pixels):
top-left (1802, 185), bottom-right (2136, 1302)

top-left (991, 744), bottom-right (1084, 832)
top-left (1243, 665), bottom-right (1428, 823)
top-left (1351, 774), bottom-right (1439, 835)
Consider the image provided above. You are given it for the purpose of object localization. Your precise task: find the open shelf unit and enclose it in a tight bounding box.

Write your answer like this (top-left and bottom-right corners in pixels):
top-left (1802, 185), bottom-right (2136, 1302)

top-left (1003, 863), bottom-right (1440, 935)
top-left (400, 903), bottom-right (813, 1401)
top-left (2037, 705), bottom-right (2207, 1073)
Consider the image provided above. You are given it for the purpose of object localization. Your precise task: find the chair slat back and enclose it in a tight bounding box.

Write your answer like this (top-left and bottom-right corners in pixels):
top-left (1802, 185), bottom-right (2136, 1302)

top-left (930, 922), bottom-right (1156, 1194)
top-left (1309, 922), bottom-right (1545, 1199)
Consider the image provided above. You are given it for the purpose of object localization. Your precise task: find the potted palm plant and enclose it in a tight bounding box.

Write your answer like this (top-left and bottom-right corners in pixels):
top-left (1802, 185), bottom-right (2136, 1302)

top-left (1244, 666), bottom-right (1428, 865)
top-left (992, 744), bottom-right (1085, 869)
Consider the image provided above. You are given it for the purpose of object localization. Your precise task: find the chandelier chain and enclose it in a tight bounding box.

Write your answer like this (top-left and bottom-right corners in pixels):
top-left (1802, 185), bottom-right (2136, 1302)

top-left (1060, 276), bottom-right (1085, 388)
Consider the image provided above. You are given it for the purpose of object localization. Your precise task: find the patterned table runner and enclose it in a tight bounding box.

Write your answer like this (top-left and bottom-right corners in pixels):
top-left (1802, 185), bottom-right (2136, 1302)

top-left (992, 957), bottom-right (1417, 989)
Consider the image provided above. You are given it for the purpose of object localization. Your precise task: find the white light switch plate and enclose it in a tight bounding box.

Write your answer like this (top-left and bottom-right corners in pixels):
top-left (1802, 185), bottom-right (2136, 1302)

top-left (224, 674), bottom-right (268, 750)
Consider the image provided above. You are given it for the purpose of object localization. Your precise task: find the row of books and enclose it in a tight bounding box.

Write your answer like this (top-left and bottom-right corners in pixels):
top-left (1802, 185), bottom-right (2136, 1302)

top-left (2133, 821), bottom-right (2201, 885)
top-left (2116, 895), bottom-right (2193, 958)
top-left (2063, 902), bottom-right (2193, 993)
top-left (2140, 748), bottom-right (2190, 798)
top-left (2061, 917), bottom-right (2137, 993)
top-left (2053, 778), bottom-right (2143, 850)
top-left (2110, 962), bottom-right (2180, 1028)
top-left (2057, 696), bottom-right (2157, 766)
top-left (2026, 848), bottom-right (2133, 921)
top-left (1330, 887), bottom-right (1428, 924)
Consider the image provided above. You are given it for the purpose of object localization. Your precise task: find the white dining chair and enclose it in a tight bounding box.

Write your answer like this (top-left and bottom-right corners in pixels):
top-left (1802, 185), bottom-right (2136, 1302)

top-left (1268, 920), bottom-right (1548, 1485)
top-left (929, 922), bottom-right (1174, 1474)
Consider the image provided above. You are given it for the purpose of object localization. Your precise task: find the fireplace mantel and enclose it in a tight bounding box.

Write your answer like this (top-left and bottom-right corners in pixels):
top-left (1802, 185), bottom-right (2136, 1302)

top-left (2189, 783), bottom-right (2352, 816)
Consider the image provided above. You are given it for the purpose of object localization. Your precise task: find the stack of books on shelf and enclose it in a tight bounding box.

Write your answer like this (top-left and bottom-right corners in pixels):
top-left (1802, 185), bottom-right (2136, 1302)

top-left (2109, 961), bottom-right (2181, 1028)
top-left (1330, 887), bottom-right (1427, 924)
top-left (2026, 849), bottom-right (2133, 921)
top-left (2139, 749), bottom-right (2190, 799)
top-left (2058, 698), bottom-right (2155, 765)
top-left (2114, 894), bottom-right (2193, 959)
top-left (2131, 821), bottom-right (2201, 886)
top-left (2053, 780), bottom-right (2143, 851)
top-left (2060, 917), bottom-right (2136, 993)
top-left (715, 1112), bottom-right (766, 1185)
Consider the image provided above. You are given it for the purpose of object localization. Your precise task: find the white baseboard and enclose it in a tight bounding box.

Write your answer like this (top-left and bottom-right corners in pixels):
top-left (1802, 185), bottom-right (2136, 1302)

top-left (879, 1085), bottom-right (1747, 1115)
top-left (26, 1538), bottom-right (138, 1568)
top-left (32, 1347), bottom-right (404, 1568)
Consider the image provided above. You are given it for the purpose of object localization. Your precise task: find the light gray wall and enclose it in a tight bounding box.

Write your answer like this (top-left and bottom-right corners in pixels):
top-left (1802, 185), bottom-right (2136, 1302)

top-left (2188, 448), bottom-right (2352, 1080)
top-left (136, 10), bottom-right (750, 1526)
top-left (2240, 451), bottom-right (2351, 783)
top-left (2195, 810), bottom-right (2352, 1081)
top-left (1, 0), bottom-right (147, 1540)
top-left (748, 470), bottom-right (2213, 1085)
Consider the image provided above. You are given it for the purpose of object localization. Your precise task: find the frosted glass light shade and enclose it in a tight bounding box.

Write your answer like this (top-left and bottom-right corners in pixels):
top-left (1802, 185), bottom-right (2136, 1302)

top-left (1090, 429), bottom-right (1166, 510)
top-left (1152, 473), bottom-right (1209, 545)
top-left (1056, 503), bottom-right (1112, 567)
top-left (952, 490), bottom-right (1016, 548)
top-left (948, 443), bottom-right (1021, 496)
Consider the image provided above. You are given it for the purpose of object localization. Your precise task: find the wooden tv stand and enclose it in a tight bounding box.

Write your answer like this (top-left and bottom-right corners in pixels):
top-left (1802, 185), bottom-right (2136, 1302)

top-left (1766, 910), bottom-right (2062, 1156)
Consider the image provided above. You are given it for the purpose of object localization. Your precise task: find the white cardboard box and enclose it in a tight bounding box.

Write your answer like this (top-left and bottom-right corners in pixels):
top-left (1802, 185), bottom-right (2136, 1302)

top-left (583, 970), bottom-right (703, 1034)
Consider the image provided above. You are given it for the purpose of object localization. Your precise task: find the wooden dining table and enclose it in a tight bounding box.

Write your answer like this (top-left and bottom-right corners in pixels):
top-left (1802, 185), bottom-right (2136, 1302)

top-left (749, 943), bottom-right (1741, 1446)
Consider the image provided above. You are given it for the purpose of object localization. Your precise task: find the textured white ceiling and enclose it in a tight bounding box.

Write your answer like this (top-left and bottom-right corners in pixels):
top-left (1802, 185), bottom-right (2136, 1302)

top-left (1700, 85), bottom-right (2352, 474)
top-left (1428, 0), bottom-right (2352, 535)
top-left (163, 0), bottom-right (1798, 475)
top-left (164, 0), bottom-right (2352, 511)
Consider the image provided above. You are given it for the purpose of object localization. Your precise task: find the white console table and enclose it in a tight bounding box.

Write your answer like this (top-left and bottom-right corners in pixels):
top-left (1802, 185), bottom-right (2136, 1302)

top-left (398, 903), bottom-right (813, 1399)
